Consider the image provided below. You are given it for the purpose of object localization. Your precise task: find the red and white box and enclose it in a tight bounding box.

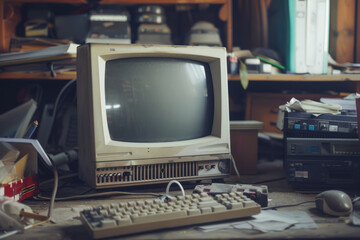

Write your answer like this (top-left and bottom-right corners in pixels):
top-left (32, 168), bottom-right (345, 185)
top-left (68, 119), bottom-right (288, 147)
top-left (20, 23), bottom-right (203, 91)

top-left (0, 175), bottom-right (39, 202)
top-left (0, 138), bottom-right (50, 201)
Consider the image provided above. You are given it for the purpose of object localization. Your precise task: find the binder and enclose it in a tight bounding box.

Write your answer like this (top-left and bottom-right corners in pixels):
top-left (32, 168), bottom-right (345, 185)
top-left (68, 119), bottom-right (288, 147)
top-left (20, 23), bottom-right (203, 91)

top-left (306, 0), bottom-right (329, 74)
top-left (294, 0), bottom-right (307, 73)
top-left (288, 0), bottom-right (329, 74)
top-left (288, 0), bottom-right (296, 72)
top-left (269, 0), bottom-right (330, 74)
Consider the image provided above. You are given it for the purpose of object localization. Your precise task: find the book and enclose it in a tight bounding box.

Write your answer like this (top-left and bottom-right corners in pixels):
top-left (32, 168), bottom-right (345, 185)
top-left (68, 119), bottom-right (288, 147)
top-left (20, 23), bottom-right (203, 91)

top-left (10, 37), bottom-right (72, 52)
top-left (0, 43), bottom-right (78, 67)
top-left (0, 58), bottom-right (76, 73)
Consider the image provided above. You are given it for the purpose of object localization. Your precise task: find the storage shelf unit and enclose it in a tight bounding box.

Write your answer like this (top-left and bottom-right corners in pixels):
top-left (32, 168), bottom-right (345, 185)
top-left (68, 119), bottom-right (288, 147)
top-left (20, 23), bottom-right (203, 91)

top-left (0, 0), bottom-right (359, 136)
top-left (0, 0), bottom-right (233, 53)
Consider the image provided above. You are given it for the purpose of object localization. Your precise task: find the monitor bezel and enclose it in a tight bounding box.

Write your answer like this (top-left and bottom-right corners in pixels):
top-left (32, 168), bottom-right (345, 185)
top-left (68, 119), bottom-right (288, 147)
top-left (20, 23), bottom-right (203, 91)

top-left (87, 44), bottom-right (230, 161)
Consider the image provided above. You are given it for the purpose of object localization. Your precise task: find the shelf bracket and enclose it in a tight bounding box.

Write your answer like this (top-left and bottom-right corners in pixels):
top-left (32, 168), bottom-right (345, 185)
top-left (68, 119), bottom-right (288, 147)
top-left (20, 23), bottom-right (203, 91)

top-left (47, 62), bottom-right (56, 77)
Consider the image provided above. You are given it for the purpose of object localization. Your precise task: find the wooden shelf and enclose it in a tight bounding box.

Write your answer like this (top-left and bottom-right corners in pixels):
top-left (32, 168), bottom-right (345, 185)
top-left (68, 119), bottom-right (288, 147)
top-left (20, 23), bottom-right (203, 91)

top-left (99, 0), bottom-right (228, 4)
top-left (1, 72), bottom-right (358, 82)
top-left (0, 71), bottom-right (76, 80)
top-left (228, 74), bottom-right (360, 82)
top-left (7, 0), bottom-right (227, 3)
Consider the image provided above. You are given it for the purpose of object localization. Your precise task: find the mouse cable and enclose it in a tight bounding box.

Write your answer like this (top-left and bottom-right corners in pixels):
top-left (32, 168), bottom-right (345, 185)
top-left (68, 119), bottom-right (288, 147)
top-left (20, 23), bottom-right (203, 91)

top-left (240, 177), bottom-right (287, 186)
top-left (253, 177), bottom-right (287, 184)
top-left (261, 200), bottom-right (315, 210)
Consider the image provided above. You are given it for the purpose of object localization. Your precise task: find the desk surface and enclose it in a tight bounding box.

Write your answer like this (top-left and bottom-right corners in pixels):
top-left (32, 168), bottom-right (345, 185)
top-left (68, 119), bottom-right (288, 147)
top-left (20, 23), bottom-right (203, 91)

top-left (5, 160), bottom-right (360, 240)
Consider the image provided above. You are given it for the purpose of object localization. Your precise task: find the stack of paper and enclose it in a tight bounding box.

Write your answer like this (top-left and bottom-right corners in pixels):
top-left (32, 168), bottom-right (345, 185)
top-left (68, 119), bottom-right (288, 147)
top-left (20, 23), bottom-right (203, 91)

top-left (0, 43), bottom-right (78, 74)
top-left (285, 97), bottom-right (342, 114)
top-left (0, 43), bottom-right (78, 66)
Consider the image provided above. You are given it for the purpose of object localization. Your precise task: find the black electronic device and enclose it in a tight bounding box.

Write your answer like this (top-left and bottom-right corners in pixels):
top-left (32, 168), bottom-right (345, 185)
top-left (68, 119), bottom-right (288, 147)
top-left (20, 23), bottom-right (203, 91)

top-left (136, 13), bottom-right (166, 24)
top-left (284, 137), bottom-right (360, 189)
top-left (286, 137), bottom-right (360, 157)
top-left (55, 14), bottom-right (89, 43)
top-left (23, 4), bottom-right (54, 38)
top-left (285, 158), bottom-right (360, 189)
top-left (282, 110), bottom-right (360, 190)
top-left (86, 9), bottom-right (131, 44)
top-left (193, 183), bottom-right (268, 207)
top-left (135, 5), bottom-right (165, 24)
top-left (137, 5), bottom-right (164, 15)
top-left (134, 5), bottom-right (172, 44)
top-left (283, 111), bottom-right (358, 138)
top-left (136, 24), bottom-right (172, 44)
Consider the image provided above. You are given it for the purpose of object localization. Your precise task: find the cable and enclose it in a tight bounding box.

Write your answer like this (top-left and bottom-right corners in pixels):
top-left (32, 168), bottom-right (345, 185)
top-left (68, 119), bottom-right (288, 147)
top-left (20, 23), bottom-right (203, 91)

top-left (35, 173), bottom-right (168, 201)
top-left (252, 177), bottom-right (286, 185)
top-left (46, 159), bottom-right (58, 218)
top-left (39, 173), bottom-right (78, 187)
top-left (23, 158), bottom-right (59, 222)
top-left (230, 154), bottom-right (241, 179)
top-left (35, 191), bottom-right (162, 201)
top-left (1, 157), bottom-right (59, 239)
top-left (262, 200), bottom-right (315, 210)
top-left (165, 180), bottom-right (185, 197)
top-left (42, 78), bottom-right (76, 150)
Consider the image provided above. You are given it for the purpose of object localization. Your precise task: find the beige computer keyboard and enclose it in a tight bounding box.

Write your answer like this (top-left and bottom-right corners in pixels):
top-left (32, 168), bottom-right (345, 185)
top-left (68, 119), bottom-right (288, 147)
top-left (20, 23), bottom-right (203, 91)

top-left (80, 192), bottom-right (261, 239)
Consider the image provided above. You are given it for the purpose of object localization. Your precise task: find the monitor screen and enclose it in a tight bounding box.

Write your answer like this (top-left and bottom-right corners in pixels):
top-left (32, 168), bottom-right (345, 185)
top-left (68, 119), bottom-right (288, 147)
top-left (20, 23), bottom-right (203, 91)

top-left (105, 57), bottom-right (214, 142)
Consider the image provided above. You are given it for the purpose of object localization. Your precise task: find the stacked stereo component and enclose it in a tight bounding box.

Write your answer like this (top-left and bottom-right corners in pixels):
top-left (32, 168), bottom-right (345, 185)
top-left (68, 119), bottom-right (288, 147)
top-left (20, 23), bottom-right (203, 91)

top-left (135, 5), bottom-right (172, 44)
top-left (283, 111), bottom-right (360, 190)
top-left (86, 7), bottom-right (131, 44)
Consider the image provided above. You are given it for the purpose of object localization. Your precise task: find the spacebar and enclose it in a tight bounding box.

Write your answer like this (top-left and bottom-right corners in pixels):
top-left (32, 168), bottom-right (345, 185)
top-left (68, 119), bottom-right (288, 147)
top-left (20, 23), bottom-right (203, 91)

top-left (131, 210), bottom-right (188, 224)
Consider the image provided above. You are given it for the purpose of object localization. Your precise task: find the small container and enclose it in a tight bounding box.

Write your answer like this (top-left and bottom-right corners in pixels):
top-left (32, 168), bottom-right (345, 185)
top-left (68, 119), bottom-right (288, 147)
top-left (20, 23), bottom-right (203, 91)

top-left (227, 53), bottom-right (239, 74)
top-left (230, 121), bottom-right (264, 175)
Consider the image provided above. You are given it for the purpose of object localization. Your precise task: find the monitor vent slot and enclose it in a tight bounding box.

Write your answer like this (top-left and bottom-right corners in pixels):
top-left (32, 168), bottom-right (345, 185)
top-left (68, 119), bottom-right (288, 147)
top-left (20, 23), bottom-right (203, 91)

top-left (96, 162), bottom-right (198, 185)
top-left (134, 162), bottom-right (197, 181)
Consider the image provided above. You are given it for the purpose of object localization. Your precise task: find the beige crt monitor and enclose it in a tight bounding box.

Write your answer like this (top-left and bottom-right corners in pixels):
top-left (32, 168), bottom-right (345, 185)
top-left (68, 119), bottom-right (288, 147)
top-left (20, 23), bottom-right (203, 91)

top-left (77, 43), bottom-right (231, 189)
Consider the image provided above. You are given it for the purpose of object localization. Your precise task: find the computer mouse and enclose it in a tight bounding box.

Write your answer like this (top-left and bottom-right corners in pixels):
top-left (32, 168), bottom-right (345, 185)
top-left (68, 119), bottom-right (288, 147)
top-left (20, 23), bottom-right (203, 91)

top-left (315, 190), bottom-right (353, 216)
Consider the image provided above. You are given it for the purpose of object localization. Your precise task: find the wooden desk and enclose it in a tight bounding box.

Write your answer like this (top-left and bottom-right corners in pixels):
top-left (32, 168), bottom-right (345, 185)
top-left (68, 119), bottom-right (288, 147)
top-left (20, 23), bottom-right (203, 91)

top-left (5, 160), bottom-right (360, 240)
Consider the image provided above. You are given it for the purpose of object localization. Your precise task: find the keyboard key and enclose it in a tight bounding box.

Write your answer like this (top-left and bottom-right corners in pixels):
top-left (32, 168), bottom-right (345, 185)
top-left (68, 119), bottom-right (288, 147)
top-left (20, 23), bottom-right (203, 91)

top-left (132, 209), bottom-right (187, 224)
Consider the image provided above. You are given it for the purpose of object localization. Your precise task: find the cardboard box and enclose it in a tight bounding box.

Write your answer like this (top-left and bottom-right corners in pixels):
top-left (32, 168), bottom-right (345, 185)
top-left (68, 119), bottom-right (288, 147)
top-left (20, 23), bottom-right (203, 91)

top-left (0, 138), bottom-right (51, 201)
top-left (230, 121), bottom-right (264, 175)
top-left (0, 175), bottom-right (39, 202)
